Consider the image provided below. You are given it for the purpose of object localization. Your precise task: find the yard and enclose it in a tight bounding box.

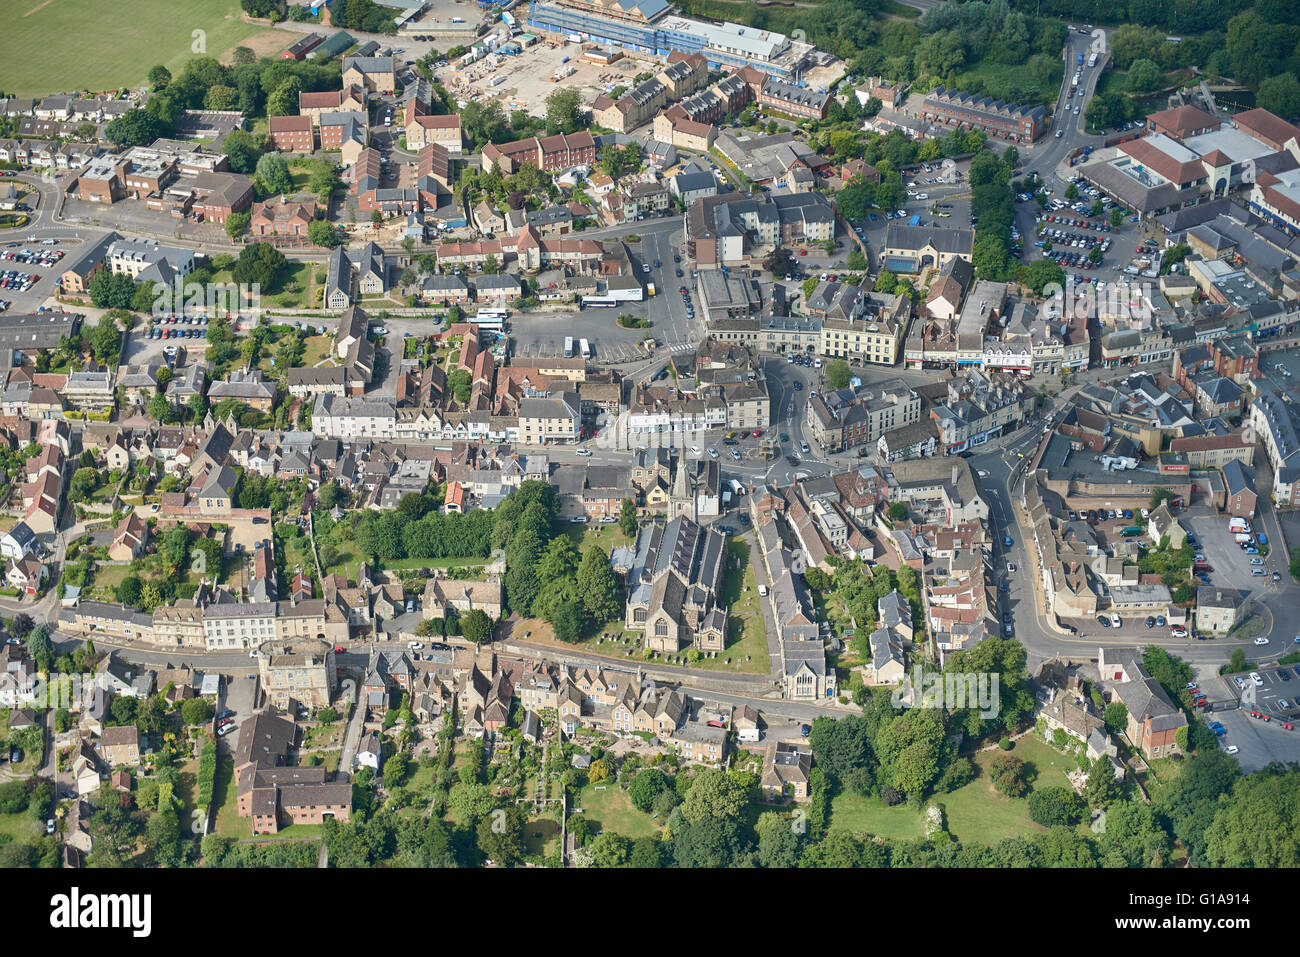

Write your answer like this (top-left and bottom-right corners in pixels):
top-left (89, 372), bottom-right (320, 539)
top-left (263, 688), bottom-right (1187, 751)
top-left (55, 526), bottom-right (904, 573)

top-left (0, 809), bottom-right (39, 843)
top-left (524, 816), bottom-right (561, 858)
top-left (697, 538), bottom-right (770, 674)
top-left (829, 736), bottom-right (1078, 844)
top-left (559, 521), bottom-right (633, 556)
top-left (302, 335), bottom-right (336, 368)
top-left (212, 756), bottom-right (252, 842)
top-left (0, 0), bottom-right (279, 96)
top-left (574, 782), bottom-right (661, 840)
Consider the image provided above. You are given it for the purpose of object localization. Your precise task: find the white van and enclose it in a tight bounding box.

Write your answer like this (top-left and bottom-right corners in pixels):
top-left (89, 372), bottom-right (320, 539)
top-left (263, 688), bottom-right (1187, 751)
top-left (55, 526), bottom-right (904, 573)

top-left (757, 584), bottom-right (769, 597)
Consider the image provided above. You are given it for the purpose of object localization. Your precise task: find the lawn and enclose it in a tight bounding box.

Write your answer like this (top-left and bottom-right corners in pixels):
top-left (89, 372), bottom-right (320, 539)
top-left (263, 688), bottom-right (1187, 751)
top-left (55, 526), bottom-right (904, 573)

top-left (0, 810), bottom-right (39, 843)
top-left (560, 522), bottom-right (632, 557)
top-left (524, 816), bottom-right (561, 857)
top-left (212, 755), bottom-right (252, 842)
top-left (303, 335), bottom-right (336, 367)
top-left (0, 0), bottom-right (277, 96)
top-left (694, 537), bottom-right (769, 674)
top-left (829, 736), bottom-right (1079, 844)
top-left (574, 782), bottom-right (661, 839)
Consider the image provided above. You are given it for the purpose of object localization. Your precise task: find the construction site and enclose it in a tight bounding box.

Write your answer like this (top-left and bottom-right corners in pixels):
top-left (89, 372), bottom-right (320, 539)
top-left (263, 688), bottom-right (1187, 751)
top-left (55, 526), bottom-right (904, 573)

top-left (433, 35), bottom-right (663, 118)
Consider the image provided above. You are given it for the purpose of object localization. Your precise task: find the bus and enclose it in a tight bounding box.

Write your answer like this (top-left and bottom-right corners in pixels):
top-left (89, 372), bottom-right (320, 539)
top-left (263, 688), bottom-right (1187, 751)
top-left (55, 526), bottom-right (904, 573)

top-left (563, 336), bottom-right (575, 358)
top-left (476, 308), bottom-right (508, 320)
top-left (579, 338), bottom-right (592, 360)
top-left (473, 317), bottom-right (505, 335)
top-left (581, 296), bottom-right (617, 308)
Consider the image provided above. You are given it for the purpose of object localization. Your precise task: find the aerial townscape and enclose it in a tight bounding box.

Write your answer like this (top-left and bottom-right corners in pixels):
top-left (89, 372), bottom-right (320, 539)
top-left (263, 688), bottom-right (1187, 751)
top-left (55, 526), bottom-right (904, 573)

top-left (1, 0), bottom-right (1300, 883)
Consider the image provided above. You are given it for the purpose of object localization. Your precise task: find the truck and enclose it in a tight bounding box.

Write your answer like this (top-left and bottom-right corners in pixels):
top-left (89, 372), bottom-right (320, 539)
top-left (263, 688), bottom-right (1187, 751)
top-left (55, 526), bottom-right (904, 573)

top-left (1229, 516), bottom-right (1248, 532)
top-left (1072, 74), bottom-right (1080, 87)
top-left (1088, 52), bottom-right (1098, 67)
top-left (1077, 52), bottom-right (1084, 67)
top-left (1120, 526), bottom-right (1144, 537)
top-left (1234, 532), bottom-right (1253, 544)
top-left (491, 75), bottom-right (507, 87)
top-left (908, 214), bottom-right (921, 226)
top-left (647, 282), bottom-right (655, 296)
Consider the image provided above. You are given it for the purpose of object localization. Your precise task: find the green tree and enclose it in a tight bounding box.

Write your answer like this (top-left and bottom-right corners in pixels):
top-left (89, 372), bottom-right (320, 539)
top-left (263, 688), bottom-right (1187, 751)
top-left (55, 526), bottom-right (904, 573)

top-left (309, 219), bottom-right (345, 247)
top-left (1204, 769), bottom-right (1300, 866)
top-left (679, 767), bottom-right (754, 824)
top-left (460, 608), bottom-right (493, 645)
top-left (756, 810), bottom-right (802, 867)
top-left (619, 497), bottom-right (638, 538)
top-left (475, 805), bottom-right (525, 865)
top-left (576, 547), bottom-right (622, 624)
top-left (990, 753), bottom-right (1031, 797)
top-left (1103, 702), bottom-right (1129, 736)
top-left (255, 152), bottom-right (293, 195)
top-left (1126, 58), bottom-right (1163, 93)
top-left (629, 768), bottom-right (669, 813)
top-left (225, 211), bottom-right (251, 240)
top-left (180, 699), bottom-right (213, 726)
top-left (825, 359), bottom-right (852, 390)
top-left (1027, 785), bottom-right (1086, 828)
top-left (1258, 73), bottom-right (1300, 121)
top-left (551, 599), bottom-right (586, 643)
top-left (545, 87), bottom-right (585, 134)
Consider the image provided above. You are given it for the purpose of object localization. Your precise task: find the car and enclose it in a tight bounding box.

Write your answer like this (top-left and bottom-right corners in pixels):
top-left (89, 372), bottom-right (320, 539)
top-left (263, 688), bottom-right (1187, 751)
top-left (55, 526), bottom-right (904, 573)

top-left (1171, 625), bottom-right (1189, 637)
top-left (800, 441), bottom-right (810, 454)
top-left (1254, 636), bottom-right (1270, 645)
top-left (1097, 615), bottom-right (1111, 627)
top-left (1252, 568), bottom-right (1267, 576)
top-left (1250, 557), bottom-right (1264, 565)
top-left (731, 450), bottom-right (742, 460)
top-left (217, 709), bottom-right (235, 720)
top-left (1007, 562), bottom-right (1016, 572)
top-left (46, 818), bottom-right (55, 835)
top-left (575, 447), bottom-right (592, 457)
top-left (1283, 699), bottom-right (1294, 711)
top-left (799, 724), bottom-right (811, 738)
top-left (1283, 670), bottom-right (1294, 682)
top-left (751, 429), bottom-right (762, 438)
top-left (689, 446), bottom-right (702, 456)
top-left (1251, 672), bottom-right (1264, 685)
top-left (793, 381), bottom-right (802, 391)
top-left (1156, 615), bottom-right (1165, 627)
top-left (1110, 613), bottom-right (1122, 628)
top-left (1056, 131), bottom-right (1064, 139)
top-left (1145, 616), bottom-right (1155, 628)
top-left (787, 455), bottom-right (800, 466)
top-left (1223, 745), bottom-right (1239, 754)
top-left (707, 447), bottom-right (719, 459)
top-left (218, 723), bottom-right (237, 737)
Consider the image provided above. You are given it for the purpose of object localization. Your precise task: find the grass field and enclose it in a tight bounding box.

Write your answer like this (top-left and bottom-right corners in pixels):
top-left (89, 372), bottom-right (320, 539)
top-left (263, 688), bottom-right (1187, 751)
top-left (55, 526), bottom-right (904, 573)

top-left (574, 783), bottom-right (661, 840)
top-left (0, 0), bottom-right (278, 97)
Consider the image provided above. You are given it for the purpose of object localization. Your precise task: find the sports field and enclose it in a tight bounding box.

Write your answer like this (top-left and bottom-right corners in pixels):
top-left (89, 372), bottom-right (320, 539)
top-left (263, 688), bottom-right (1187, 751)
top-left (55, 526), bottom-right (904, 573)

top-left (0, 0), bottom-right (280, 96)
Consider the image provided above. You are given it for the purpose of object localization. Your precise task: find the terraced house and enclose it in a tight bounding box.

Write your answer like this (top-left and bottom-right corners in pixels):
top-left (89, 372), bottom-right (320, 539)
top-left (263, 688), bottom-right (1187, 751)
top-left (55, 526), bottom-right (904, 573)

top-left (921, 88), bottom-right (1046, 143)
